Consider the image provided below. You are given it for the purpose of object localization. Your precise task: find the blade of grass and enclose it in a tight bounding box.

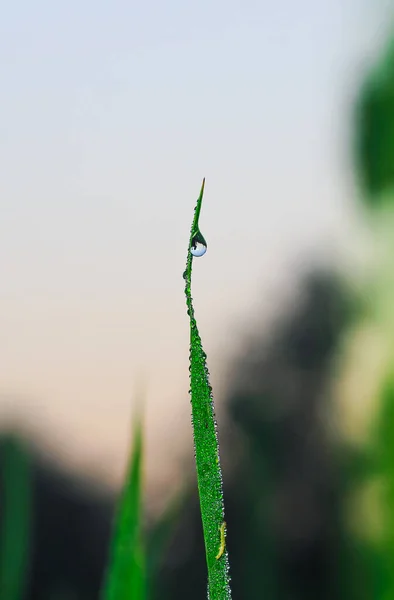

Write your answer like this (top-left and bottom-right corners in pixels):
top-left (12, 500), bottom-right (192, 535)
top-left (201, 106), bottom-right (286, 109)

top-left (183, 179), bottom-right (232, 599)
top-left (0, 435), bottom-right (31, 600)
top-left (101, 407), bottom-right (145, 600)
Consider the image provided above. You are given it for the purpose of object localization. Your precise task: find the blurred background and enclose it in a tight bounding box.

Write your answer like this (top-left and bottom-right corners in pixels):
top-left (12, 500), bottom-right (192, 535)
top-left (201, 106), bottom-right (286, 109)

top-left (1, 0), bottom-right (394, 598)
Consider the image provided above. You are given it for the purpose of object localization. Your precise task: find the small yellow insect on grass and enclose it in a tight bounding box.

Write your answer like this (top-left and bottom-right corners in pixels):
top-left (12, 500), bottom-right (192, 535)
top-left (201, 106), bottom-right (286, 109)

top-left (215, 521), bottom-right (226, 560)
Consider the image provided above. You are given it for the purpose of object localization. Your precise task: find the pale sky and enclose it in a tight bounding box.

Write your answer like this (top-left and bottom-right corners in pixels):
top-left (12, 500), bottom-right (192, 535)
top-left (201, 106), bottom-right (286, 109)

top-left (0, 0), bottom-right (392, 504)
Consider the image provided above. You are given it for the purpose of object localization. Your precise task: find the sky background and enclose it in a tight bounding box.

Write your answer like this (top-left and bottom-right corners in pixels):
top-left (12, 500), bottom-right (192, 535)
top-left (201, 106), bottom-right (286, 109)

top-left (0, 0), bottom-right (392, 506)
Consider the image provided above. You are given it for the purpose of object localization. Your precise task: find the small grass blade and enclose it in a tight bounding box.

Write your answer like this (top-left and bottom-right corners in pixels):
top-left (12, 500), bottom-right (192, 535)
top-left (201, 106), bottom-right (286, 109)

top-left (101, 410), bottom-right (145, 600)
top-left (0, 435), bottom-right (31, 600)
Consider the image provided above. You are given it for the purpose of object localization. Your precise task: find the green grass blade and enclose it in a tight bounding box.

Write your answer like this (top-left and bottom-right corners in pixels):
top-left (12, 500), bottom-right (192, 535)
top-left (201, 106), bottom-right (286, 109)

top-left (0, 435), bottom-right (31, 600)
top-left (101, 411), bottom-right (145, 600)
top-left (183, 179), bottom-right (232, 600)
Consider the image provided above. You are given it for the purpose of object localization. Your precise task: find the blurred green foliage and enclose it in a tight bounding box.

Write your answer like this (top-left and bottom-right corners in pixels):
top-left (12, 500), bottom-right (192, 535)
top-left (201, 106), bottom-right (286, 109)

top-left (366, 375), bottom-right (394, 600)
top-left (355, 37), bottom-right (394, 204)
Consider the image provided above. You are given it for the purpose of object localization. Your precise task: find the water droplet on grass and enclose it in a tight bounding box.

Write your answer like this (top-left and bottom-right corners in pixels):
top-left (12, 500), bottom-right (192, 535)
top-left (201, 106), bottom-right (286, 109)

top-left (191, 231), bottom-right (207, 257)
top-left (191, 241), bottom-right (206, 257)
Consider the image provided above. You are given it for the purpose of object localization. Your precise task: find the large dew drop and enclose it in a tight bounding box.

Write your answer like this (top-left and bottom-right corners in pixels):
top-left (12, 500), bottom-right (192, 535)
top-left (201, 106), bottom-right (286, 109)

top-left (191, 241), bottom-right (207, 257)
top-left (191, 231), bottom-right (207, 257)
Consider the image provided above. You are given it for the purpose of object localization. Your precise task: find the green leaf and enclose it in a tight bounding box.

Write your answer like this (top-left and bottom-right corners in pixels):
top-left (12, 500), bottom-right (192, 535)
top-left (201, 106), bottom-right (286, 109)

top-left (183, 179), bottom-right (232, 600)
top-left (101, 410), bottom-right (146, 600)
